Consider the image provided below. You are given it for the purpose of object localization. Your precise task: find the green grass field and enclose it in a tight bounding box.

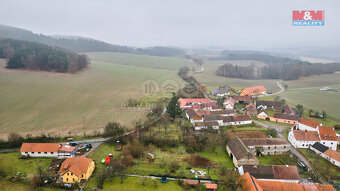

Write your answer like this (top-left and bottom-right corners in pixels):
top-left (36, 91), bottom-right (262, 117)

top-left (0, 52), bottom-right (190, 138)
top-left (0, 152), bottom-right (53, 178)
top-left (281, 84), bottom-right (340, 121)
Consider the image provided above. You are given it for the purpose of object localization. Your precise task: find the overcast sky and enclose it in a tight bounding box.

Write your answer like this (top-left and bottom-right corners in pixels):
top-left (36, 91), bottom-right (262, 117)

top-left (0, 0), bottom-right (339, 49)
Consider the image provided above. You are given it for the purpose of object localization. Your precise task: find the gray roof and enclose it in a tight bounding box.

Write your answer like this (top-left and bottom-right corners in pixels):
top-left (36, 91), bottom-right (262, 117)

top-left (204, 114), bottom-right (222, 121)
top-left (241, 138), bottom-right (290, 146)
top-left (227, 137), bottom-right (256, 160)
top-left (211, 88), bottom-right (229, 95)
top-left (311, 142), bottom-right (329, 153)
top-left (256, 101), bottom-right (282, 108)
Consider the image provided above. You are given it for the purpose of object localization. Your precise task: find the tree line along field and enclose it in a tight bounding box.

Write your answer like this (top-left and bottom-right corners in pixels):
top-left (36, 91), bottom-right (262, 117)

top-left (0, 52), bottom-right (189, 139)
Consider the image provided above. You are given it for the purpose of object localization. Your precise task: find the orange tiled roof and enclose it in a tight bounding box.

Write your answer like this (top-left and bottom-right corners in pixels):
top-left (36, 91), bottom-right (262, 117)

top-left (299, 117), bottom-right (321, 129)
top-left (59, 156), bottom-right (93, 177)
top-left (59, 145), bottom-right (76, 152)
top-left (178, 98), bottom-right (211, 108)
top-left (20, 143), bottom-right (60, 152)
top-left (205, 183), bottom-right (218, 189)
top-left (318, 126), bottom-right (337, 141)
top-left (292, 130), bottom-right (320, 141)
top-left (241, 86), bottom-right (266, 96)
top-left (323, 149), bottom-right (340, 162)
top-left (239, 172), bottom-right (334, 191)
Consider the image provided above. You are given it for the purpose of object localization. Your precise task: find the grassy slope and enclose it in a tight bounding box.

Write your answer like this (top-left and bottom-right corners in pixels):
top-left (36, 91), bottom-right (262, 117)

top-left (0, 52), bottom-right (187, 137)
top-left (86, 52), bottom-right (193, 70)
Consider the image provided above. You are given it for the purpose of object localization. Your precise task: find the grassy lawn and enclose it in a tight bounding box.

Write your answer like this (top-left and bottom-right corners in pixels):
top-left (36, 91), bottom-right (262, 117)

top-left (0, 152), bottom-right (53, 178)
top-left (0, 181), bottom-right (63, 191)
top-left (84, 176), bottom-right (193, 191)
top-left (281, 84), bottom-right (340, 122)
top-left (0, 51), bottom-right (187, 138)
top-left (299, 149), bottom-right (340, 179)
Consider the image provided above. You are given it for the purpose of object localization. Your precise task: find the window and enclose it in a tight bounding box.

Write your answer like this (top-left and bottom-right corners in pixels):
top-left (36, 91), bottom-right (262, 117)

top-left (66, 178), bottom-right (68, 181)
top-left (44, 152), bottom-right (47, 154)
top-left (51, 152), bottom-right (54, 154)
top-left (302, 144), bottom-right (305, 146)
top-left (25, 152), bottom-right (28, 154)
top-left (31, 152), bottom-right (35, 154)
top-left (67, 173), bottom-right (69, 176)
top-left (81, 174), bottom-right (83, 178)
top-left (274, 146), bottom-right (276, 149)
top-left (73, 178), bottom-right (75, 181)
top-left (331, 142), bottom-right (333, 145)
top-left (38, 152), bottom-right (41, 154)
top-left (284, 146), bottom-right (286, 148)
top-left (268, 147), bottom-right (270, 149)
top-left (71, 173), bottom-right (73, 176)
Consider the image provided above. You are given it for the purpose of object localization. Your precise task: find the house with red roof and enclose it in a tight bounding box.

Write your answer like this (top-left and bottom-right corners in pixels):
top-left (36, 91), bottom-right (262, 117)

top-left (297, 117), bottom-right (322, 131)
top-left (239, 172), bottom-right (334, 191)
top-left (240, 86), bottom-right (266, 96)
top-left (59, 156), bottom-right (95, 183)
top-left (317, 126), bottom-right (337, 150)
top-left (178, 98), bottom-right (212, 109)
top-left (223, 97), bottom-right (236, 110)
top-left (288, 130), bottom-right (320, 149)
top-left (20, 143), bottom-right (76, 158)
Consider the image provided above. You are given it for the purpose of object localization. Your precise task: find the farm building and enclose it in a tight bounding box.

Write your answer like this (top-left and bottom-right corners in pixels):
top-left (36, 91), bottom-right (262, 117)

top-left (184, 109), bottom-right (203, 124)
top-left (238, 165), bottom-right (300, 182)
top-left (20, 143), bottom-right (76, 158)
top-left (210, 110), bottom-right (236, 116)
top-left (240, 86), bottom-right (266, 96)
top-left (222, 115), bottom-right (252, 126)
top-left (241, 138), bottom-right (290, 155)
top-left (317, 126), bottom-right (337, 150)
top-left (59, 156), bottom-right (95, 183)
top-left (239, 172), bottom-right (334, 191)
top-left (256, 101), bottom-right (282, 111)
top-left (226, 137), bottom-right (259, 167)
top-left (271, 113), bottom-right (299, 124)
top-left (178, 98), bottom-right (212, 109)
top-left (283, 105), bottom-right (295, 115)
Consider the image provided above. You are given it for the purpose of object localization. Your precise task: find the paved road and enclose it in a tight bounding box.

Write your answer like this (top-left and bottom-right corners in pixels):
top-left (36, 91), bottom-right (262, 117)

top-left (254, 120), bottom-right (328, 184)
top-left (255, 81), bottom-right (285, 98)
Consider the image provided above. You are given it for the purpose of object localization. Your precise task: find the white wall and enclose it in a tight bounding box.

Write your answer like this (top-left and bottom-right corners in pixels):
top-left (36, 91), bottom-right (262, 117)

top-left (21, 151), bottom-right (58, 158)
top-left (297, 123), bottom-right (318, 131)
top-left (319, 140), bottom-right (337, 150)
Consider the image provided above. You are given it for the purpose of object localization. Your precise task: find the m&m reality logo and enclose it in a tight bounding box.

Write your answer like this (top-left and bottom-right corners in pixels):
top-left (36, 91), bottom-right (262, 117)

top-left (292, 10), bottom-right (324, 26)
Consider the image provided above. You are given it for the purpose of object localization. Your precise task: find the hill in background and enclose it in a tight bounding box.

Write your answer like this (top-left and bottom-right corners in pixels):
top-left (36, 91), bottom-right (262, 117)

top-left (0, 38), bottom-right (89, 73)
top-left (0, 24), bottom-right (186, 57)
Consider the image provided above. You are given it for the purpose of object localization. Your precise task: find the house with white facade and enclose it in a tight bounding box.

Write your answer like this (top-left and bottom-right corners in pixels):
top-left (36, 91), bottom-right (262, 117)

top-left (297, 117), bottom-right (322, 131)
top-left (310, 142), bottom-right (340, 168)
top-left (194, 121), bottom-right (220, 130)
top-left (204, 114), bottom-right (223, 125)
top-left (210, 110), bottom-right (236, 116)
top-left (317, 126), bottom-right (338, 150)
top-left (185, 109), bottom-right (203, 124)
top-left (288, 130), bottom-right (320, 149)
top-left (222, 115), bottom-right (252, 126)
top-left (211, 88), bottom-right (230, 97)
top-left (20, 143), bottom-right (76, 158)
top-left (223, 97), bottom-right (235, 110)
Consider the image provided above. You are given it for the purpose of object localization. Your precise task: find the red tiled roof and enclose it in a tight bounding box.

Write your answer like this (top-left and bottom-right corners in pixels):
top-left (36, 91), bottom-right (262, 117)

top-left (184, 179), bottom-right (198, 185)
top-left (205, 183), bottom-right (217, 189)
top-left (318, 126), bottom-right (337, 141)
top-left (59, 156), bottom-right (93, 176)
top-left (59, 145), bottom-right (76, 152)
top-left (292, 130), bottom-right (320, 141)
top-left (224, 97), bottom-right (236, 104)
top-left (299, 117), bottom-right (321, 129)
top-left (323, 149), bottom-right (340, 162)
top-left (20, 143), bottom-right (60, 153)
top-left (185, 109), bottom-right (202, 119)
top-left (233, 115), bottom-right (252, 122)
top-left (239, 172), bottom-right (334, 191)
top-left (178, 98), bottom-right (211, 108)
top-left (241, 86), bottom-right (266, 96)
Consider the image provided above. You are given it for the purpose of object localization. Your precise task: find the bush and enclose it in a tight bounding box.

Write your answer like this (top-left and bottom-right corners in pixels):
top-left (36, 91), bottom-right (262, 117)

top-left (122, 154), bottom-right (134, 167)
top-left (169, 161), bottom-right (180, 173)
top-left (183, 154), bottom-right (218, 168)
top-left (124, 141), bottom-right (145, 158)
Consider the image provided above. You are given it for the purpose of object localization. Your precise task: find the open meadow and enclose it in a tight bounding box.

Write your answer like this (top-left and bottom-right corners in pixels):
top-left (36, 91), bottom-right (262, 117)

top-left (0, 52), bottom-right (190, 138)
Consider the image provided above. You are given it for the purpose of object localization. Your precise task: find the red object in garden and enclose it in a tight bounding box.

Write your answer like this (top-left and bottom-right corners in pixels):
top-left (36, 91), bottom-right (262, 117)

top-left (105, 156), bottom-right (111, 165)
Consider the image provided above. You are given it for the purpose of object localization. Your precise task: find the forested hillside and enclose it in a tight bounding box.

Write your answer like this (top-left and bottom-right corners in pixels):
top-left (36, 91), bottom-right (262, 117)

top-left (0, 24), bottom-right (186, 57)
top-left (0, 39), bottom-right (89, 73)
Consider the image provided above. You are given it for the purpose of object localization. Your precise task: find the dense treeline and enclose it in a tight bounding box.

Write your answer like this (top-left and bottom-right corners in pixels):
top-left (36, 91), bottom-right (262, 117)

top-left (216, 62), bottom-right (340, 80)
top-left (0, 38), bottom-right (89, 73)
top-left (0, 24), bottom-right (186, 57)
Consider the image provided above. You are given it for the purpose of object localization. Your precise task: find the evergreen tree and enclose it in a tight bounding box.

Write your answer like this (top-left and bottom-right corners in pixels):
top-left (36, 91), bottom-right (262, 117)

top-left (166, 93), bottom-right (182, 118)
